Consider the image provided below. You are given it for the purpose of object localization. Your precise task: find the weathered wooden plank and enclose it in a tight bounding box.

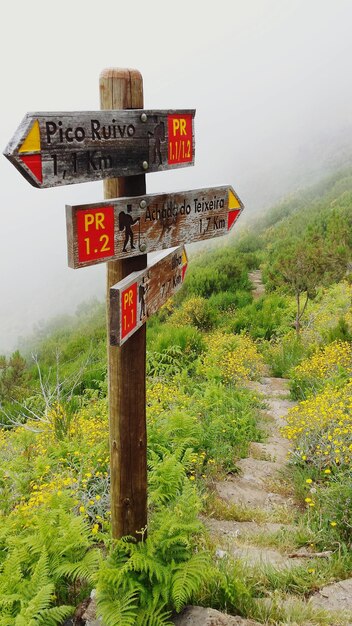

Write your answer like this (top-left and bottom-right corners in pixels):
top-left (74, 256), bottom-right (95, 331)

top-left (3, 109), bottom-right (195, 188)
top-left (66, 185), bottom-right (244, 268)
top-left (110, 246), bottom-right (188, 346)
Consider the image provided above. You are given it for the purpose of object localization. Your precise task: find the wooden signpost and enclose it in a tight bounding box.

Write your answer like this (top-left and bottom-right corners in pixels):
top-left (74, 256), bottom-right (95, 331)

top-left (4, 67), bottom-right (244, 542)
top-left (3, 110), bottom-right (195, 188)
top-left (66, 186), bottom-right (243, 268)
top-left (110, 246), bottom-right (188, 345)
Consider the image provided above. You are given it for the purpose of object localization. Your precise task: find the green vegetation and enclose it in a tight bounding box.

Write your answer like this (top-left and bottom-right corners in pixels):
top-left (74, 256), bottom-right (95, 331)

top-left (1, 166), bottom-right (352, 624)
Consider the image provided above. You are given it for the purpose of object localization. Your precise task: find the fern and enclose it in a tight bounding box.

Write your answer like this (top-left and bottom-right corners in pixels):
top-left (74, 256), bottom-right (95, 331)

top-left (35, 605), bottom-right (74, 626)
top-left (0, 617), bottom-right (15, 626)
top-left (53, 547), bottom-right (100, 584)
top-left (16, 583), bottom-right (55, 624)
top-left (148, 450), bottom-right (189, 506)
top-left (21, 551), bottom-right (50, 602)
top-left (135, 602), bottom-right (173, 626)
top-left (96, 590), bottom-right (138, 626)
top-left (122, 548), bottom-right (167, 586)
top-left (0, 505), bottom-right (98, 622)
top-left (171, 552), bottom-right (210, 612)
top-left (97, 467), bottom-right (211, 626)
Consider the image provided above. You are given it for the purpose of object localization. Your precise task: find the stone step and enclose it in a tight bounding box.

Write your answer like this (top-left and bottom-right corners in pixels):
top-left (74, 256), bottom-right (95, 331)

top-left (236, 456), bottom-right (285, 482)
top-left (204, 517), bottom-right (295, 539)
top-left (250, 439), bottom-right (291, 465)
top-left (309, 578), bottom-right (352, 613)
top-left (215, 478), bottom-right (292, 510)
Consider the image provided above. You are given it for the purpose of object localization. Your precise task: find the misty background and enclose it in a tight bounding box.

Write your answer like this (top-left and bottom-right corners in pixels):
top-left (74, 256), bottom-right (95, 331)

top-left (1, 0), bottom-right (352, 354)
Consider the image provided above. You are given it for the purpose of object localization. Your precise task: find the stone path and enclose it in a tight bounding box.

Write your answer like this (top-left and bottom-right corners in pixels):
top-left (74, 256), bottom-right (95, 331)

top-left (207, 377), bottom-right (299, 569)
top-left (248, 270), bottom-right (265, 300)
top-left (197, 376), bottom-right (352, 625)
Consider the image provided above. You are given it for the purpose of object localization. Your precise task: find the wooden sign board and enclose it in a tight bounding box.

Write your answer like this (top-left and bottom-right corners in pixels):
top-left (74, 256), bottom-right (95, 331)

top-left (110, 245), bottom-right (188, 346)
top-left (3, 110), bottom-right (195, 188)
top-left (66, 186), bottom-right (243, 268)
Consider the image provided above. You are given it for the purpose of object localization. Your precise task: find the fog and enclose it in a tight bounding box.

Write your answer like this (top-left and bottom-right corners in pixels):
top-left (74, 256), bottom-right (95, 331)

top-left (1, 0), bottom-right (352, 353)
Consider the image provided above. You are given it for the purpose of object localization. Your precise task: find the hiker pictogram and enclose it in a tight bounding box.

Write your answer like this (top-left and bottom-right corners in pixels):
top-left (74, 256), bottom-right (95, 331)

top-left (139, 275), bottom-right (148, 320)
top-left (148, 120), bottom-right (165, 165)
top-left (118, 204), bottom-right (140, 252)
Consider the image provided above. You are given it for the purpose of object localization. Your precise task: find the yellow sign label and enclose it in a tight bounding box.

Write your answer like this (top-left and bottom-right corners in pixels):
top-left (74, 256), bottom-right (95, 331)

top-left (228, 190), bottom-right (240, 210)
top-left (19, 120), bottom-right (41, 153)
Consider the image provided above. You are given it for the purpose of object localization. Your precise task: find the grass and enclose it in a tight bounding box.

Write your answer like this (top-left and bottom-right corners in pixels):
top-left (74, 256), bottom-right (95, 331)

top-left (251, 593), bottom-right (351, 625)
top-left (203, 492), bottom-right (295, 525)
top-left (194, 551), bottom-right (352, 625)
top-left (235, 523), bottom-right (318, 553)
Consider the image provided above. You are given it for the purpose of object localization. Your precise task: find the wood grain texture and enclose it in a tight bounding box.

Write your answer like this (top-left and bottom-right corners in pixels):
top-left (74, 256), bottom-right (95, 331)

top-left (101, 68), bottom-right (148, 540)
top-left (110, 246), bottom-right (188, 345)
top-left (66, 186), bottom-right (244, 268)
top-left (4, 107), bottom-right (195, 188)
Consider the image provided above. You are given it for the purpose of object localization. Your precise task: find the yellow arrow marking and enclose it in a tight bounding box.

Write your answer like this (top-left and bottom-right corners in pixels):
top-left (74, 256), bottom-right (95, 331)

top-left (182, 249), bottom-right (188, 265)
top-left (228, 189), bottom-right (240, 210)
top-left (19, 120), bottom-right (41, 153)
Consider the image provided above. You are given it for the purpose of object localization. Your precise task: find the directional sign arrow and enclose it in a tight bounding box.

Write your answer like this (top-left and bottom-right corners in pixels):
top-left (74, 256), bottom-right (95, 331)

top-left (66, 185), bottom-right (243, 268)
top-left (3, 110), bottom-right (195, 188)
top-left (110, 245), bottom-right (188, 346)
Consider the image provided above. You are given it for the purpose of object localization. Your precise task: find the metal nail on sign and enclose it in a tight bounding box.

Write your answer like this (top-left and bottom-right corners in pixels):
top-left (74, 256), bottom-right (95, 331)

top-left (3, 110), bottom-right (195, 188)
top-left (66, 186), bottom-right (243, 269)
top-left (110, 245), bottom-right (188, 346)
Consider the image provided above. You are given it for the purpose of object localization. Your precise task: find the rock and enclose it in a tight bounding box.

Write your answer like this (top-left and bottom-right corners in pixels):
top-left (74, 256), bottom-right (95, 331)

top-left (215, 548), bottom-right (228, 559)
top-left (81, 597), bottom-right (99, 623)
top-left (309, 578), bottom-right (352, 612)
top-left (172, 606), bottom-right (261, 626)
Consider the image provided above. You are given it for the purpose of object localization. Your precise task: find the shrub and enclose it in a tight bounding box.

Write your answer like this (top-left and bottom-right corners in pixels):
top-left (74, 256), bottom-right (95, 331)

top-left (301, 280), bottom-right (352, 346)
top-left (147, 324), bottom-right (205, 359)
top-left (207, 290), bottom-right (252, 312)
top-left (198, 332), bottom-right (265, 384)
top-left (170, 296), bottom-right (218, 330)
top-left (326, 317), bottom-right (352, 343)
top-left (314, 477), bottom-right (352, 545)
top-left (182, 247), bottom-right (251, 299)
top-left (264, 333), bottom-right (308, 378)
top-left (193, 381), bottom-right (263, 470)
top-left (282, 381), bottom-right (352, 474)
top-left (290, 340), bottom-right (352, 399)
top-left (230, 294), bottom-right (295, 340)
top-left (146, 377), bottom-right (262, 476)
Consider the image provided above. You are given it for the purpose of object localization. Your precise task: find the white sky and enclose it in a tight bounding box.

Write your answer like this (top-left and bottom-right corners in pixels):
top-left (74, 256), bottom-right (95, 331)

top-left (1, 0), bottom-right (352, 353)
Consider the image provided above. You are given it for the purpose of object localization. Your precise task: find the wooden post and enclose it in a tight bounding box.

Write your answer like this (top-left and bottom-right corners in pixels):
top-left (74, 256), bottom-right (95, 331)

top-left (100, 68), bottom-right (147, 540)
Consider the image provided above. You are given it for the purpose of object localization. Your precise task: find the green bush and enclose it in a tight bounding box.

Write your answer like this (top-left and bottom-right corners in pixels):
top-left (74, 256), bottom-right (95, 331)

top-left (147, 345), bottom-right (187, 378)
top-left (170, 296), bottom-right (218, 330)
top-left (326, 317), bottom-right (352, 343)
top-left (230, 294), bottom-right (294, 340)
top-left (182, 247), bottom-right (251, 299)
top-left (194, 382), bottom-right (263, 471)
top-left (313, 476), bottom-right (352, 546)
top-left (264, 333), bottom-right (308, 377)
top-left (289, 341), bottom-right (352, 400)
top-left (147, 324), bottom-right (205, 359)
top-left (207, 290), bottom-right (252, 312)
